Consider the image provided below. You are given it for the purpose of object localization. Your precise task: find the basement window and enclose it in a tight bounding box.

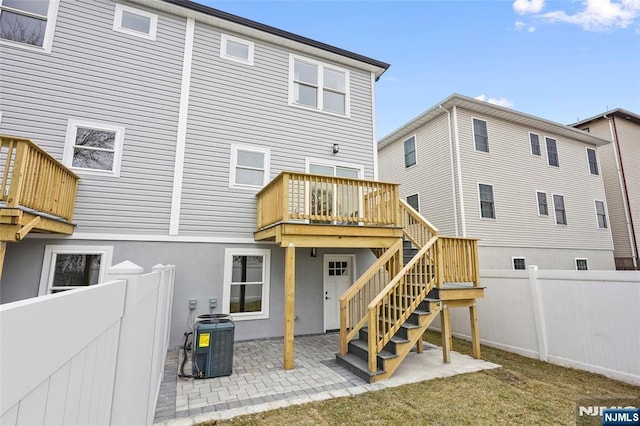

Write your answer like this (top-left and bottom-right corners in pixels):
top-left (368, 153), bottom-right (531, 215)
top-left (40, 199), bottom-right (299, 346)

top-left (512, 257), bottom-right (526, 270)
top-left (38, 245), bottom-right (113, 295)
top-left (222, 248), bottom-right (270, 321)
top-left (575, 258), bottom-right (588, 271)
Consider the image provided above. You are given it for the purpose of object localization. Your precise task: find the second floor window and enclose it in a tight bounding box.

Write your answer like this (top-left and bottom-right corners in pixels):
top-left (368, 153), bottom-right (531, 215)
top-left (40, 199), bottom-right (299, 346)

top-left (529, 133), bottom-right (540, 156)
top-left (478, 183), bottom-right (495, 219)
top-left (63, 120), bottom-right (125, 177)
top-left (473, 118), bottom-right (489, 152)
top-left (0, 0), bottom-right (58, 52)
top-left (586, 147), bottom-right (599, 175)
top-left (290, 56), bottom-right (348, 116)
top-left (553, 194), bottom-right (567, 225)
top-left (546, 137), bottom-right (559, 167)
top-left (406, 194), bottom-right (419, 212)
top-left (229, 145), bottom-right (270, 189)
top-left (404, 136), bottom-right (416, 168)
top-left (537, 191), bottom-right (548, 216)
top-left (594, 200), bottom-right (608, 229)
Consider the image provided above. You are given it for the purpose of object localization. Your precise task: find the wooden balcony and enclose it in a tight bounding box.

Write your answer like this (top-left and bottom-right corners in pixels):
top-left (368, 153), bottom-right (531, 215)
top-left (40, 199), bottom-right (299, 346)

top-left (1, 136), bottom-right (79, 242)
top-left (255, 172), bottom-right (403, 248)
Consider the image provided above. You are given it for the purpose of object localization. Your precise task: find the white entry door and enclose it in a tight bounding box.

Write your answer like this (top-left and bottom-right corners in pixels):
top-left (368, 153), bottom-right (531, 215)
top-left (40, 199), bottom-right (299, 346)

top-left (323, 255), bottom-right (354, 331)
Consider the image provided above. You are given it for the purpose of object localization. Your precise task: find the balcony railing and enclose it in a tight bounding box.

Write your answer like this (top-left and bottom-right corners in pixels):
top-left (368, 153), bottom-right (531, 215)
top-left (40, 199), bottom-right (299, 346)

top-left (256, 172), bottom-right (401, 230)
top-left (1, 136), bottom-right (79, 222)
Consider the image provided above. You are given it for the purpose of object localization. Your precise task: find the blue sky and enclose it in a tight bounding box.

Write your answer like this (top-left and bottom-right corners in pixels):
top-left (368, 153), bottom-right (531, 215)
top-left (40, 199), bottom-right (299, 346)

top-left (207, 0), bottom-right (640, 138)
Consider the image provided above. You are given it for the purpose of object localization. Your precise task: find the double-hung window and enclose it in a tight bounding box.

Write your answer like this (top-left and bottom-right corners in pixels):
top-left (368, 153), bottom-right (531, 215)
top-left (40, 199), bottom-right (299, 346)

top-left (478, 183), bottom-right (495, 219)
top-left (536, 191), bottom-right (548, 216)
top-left (290, 55), bottom-right (349, 116)
top-left (529, 133), bottom-right (540, 156)
top-left (404, 136), bottom-right (416, 168)
top-left (113, 3), bottom-right (157, 40)
top-left (473, 118), bottom-right (489, 152)
top-left (38, 245), bottom-right (113, 295)
top-left (594, 200), bottom-right (608, 229)
top-left (0, 0), bottom-right (58, 52)
top-left (546, 137), bottom-right (559, 167)
top-left (586, 147), bottom-right (599, 175)
top-left (553, 194), bottom-right (567, 225)
top-left (63, 120), bottom-right (125, 176)
top-left (406, 194), bottom-right (419, 212)
top-left (229, 145), bottom-right (270, 189)
top-left (222, 248), bottom-right (270, 320)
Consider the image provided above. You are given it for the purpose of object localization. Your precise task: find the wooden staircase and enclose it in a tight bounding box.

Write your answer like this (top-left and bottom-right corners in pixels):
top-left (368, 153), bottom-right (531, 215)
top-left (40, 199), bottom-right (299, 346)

top-left (336, 200), bottom-right (481, 382)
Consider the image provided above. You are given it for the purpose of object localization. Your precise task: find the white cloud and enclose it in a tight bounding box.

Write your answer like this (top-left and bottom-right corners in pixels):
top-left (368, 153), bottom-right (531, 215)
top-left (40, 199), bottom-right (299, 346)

top-left (542, 0), bottom-right (640, 31)
top-left (515, 20), bottom-right (536, 31)
top-left (475, 94), bottom-right (515, 108)
top-left (513, 0), bottom-right (545, 15)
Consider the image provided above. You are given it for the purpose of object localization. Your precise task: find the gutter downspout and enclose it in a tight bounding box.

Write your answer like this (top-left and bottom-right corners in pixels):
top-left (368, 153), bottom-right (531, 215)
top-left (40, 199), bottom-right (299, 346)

top-left (452, 105), bottom-right (467, 237)
top-left (439, 105), bottom-right (459, 236)
top-left (608, 115), bottom-right (638, 268)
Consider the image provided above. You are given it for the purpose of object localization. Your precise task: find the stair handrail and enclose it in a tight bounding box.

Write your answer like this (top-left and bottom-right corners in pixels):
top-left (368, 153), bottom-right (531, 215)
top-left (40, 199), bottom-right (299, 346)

top-left (399, 199), bottom-right (439, 248)
top-left (339, 239), bottom-right (403, 355)
top-left (365, 235), bottom-right (440, 372)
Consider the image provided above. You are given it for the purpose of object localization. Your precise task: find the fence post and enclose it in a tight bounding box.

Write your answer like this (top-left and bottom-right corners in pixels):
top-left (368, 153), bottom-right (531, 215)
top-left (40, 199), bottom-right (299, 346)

top-left (147, 264), bottom-right (169, 423)
top-left (528, 265), bottom-right (548, 361)
top-left (107, 261), bottom-right (152, 426)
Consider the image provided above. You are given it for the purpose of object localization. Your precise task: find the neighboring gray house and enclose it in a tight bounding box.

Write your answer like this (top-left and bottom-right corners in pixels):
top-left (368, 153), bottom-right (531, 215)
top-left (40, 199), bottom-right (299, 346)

top-left (378, 94), bottom-right (615, 271)
top-left (572, 109), bottom-right (640, 270)
top-left (0, 0), bottom-right (390, 347)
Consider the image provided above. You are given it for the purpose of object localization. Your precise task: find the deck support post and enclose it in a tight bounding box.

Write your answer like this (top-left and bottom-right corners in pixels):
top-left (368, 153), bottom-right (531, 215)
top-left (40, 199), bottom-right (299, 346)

top-left (284, 243), bottom-right (295, 370)
top-left (469, 303), bottom-right (481, 359)
top-left (0, 241), bottom-right (6, 280)
top-left (440, 303), bottom-right (451, 364)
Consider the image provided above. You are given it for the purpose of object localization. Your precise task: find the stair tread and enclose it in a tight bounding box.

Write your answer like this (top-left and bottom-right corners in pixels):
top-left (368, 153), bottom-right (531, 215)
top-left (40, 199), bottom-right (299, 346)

top-left (335, 353), bottom-right (385, 377)
top-left (349, 339), bottom-right (398, 359)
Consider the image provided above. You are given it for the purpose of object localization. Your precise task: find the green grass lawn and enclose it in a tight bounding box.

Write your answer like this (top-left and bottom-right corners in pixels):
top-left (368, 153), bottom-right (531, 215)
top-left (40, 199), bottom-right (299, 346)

top-left (202, 330), bottom-right (639, 425)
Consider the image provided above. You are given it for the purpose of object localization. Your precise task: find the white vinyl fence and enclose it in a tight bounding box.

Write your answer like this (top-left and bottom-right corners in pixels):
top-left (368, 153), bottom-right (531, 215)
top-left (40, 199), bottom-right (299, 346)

top-left (434, 267), bottom-right (640, 385)
top-left (0, 261), bottom-right (175, 425)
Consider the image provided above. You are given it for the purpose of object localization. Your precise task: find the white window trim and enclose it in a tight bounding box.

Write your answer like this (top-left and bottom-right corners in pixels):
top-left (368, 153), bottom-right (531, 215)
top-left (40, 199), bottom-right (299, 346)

top-left (305, 157), bottom-right (364, 177)
top-left (529, 132), bottom-right (541, 156)
top-left (594, 199), bottom-right (608, 229)
top-left (63, 119), bottom-right (125, 177)
top-left (403, 134), bottom-right (417, 168)
top-left (512, 256), bottom-right (526, 271)
top-left (552, 193), bottom-right (567, 226)
top-left (222, 248), bottom-right (270, 321)
top-left (220, 33), bottom-right (254, 65)
top-left (113, 3), bottom-right (157, 41)
top-left (535, 190), bottom-right (548, 217)
top-left (0, 0), bottom-right (59, 53)
top-left (38, 245), bottom-right (114, 296)
top-left (477, 182), bottom-right (496, 220)
top-left (575, 258), bottom-right (589, 271)
top-left (228, 144), bottom-right (270, 190)
top-left (545, 136), bottom-right (559, 168)
top-left (585, 147), bottom-right (599, 176)
top-left (472, 117), bottom-right (489, 153)
top-left (406, 193), bottom-right (420, 212)
top-left (288, 54), bottom-right (351, 118)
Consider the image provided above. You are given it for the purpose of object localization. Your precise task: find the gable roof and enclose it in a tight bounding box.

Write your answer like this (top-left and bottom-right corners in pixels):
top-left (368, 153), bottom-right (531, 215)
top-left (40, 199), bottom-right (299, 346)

top-left (571, 108), bottom-right (640, 127)
top-left (131, 0), bottom-right (389, 78)
top-left (378, 93), bottom-right (611, 149)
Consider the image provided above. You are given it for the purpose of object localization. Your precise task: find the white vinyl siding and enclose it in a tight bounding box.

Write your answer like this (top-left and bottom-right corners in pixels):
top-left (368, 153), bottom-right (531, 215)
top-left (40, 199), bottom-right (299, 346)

top-left (478, 183), bottom-right (495, 219)
top-left (113, 3), bottom-right (157, 40)
top-left (38, 245), bottom-right (113, 295)
top-left (0, 0), bottom-right (58, 53)
top-left (586, 147), bottom-right (599, 175)
top-left (289, 55), bottom-right (349, 116)
top-left (546, 137), bottom-right (559, 167)
top-left (529, 132), bottom-right (540, 156)
top-left (594, 200), bottom-right (608, 229)
top-left (220, 33), bottom-right (253, 65)
top-left (229, 145), bottom-right (270, 189)
top-left (63, 119), bottom-right (125, 177)
top-left (536, 191), bottom-right (548, 216)
top-left (553, 194), bottom-right (567, 225)
top-left (404, 135), bottom-right (416, 168)
top-left (222, 248), bottom-right (270, 321)
top-left (473, 118), bottom-right (489, 152)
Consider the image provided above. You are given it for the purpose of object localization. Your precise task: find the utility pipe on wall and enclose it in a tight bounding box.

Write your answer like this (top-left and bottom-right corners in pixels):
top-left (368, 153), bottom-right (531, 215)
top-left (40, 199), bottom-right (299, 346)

top-left (452, 105), bottom-right (467, 237)
top-left (439, 105), bottom-right (459, 236)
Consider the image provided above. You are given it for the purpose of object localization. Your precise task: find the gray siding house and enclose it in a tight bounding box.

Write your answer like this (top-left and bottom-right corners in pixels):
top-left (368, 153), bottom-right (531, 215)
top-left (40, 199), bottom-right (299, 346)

top-left (378, 94), bottom-right (615, 271)
top-left (0, 0), bottom-right (390, 347)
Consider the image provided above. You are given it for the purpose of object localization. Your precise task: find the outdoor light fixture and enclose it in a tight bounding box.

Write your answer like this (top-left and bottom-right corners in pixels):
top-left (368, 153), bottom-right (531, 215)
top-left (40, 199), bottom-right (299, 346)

top-left (310, 248), bottom-right (317, 257)
top-left (332, 143), bottom-right (339, 154)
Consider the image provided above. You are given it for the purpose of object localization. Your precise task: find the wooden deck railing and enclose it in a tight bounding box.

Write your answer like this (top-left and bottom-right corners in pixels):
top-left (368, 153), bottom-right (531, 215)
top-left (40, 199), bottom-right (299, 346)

top-left (338, 239), bottom-right (403, 355)
top-left (256, 172), bottom-right (400, 230)
top-left (1, 136), bottom-right (79, 221)
top-left (400, 199), bottom-right (438, 249)
top-left (440, 237), bottom-right (480, 286)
